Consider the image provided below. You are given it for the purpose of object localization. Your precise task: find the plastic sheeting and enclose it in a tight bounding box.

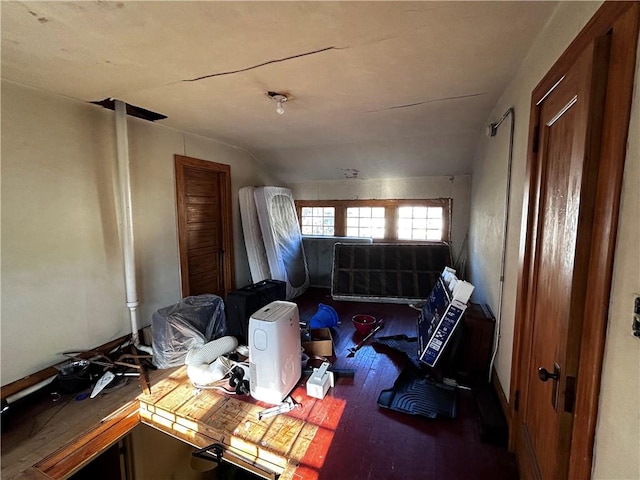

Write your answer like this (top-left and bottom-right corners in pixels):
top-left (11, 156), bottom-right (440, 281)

top-left (239, 186), bottom-right (270, 283)
top-left (152, 294), bottom-right (227, 369)
top-left (253, 187), bottom-right (309, 299)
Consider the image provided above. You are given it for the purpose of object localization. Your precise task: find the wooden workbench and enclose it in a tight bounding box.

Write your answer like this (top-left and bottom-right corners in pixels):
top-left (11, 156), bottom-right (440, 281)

top-left (136, 366), bottom-right (323, 480)
top-left (1, 364), bottom-right (334, 480)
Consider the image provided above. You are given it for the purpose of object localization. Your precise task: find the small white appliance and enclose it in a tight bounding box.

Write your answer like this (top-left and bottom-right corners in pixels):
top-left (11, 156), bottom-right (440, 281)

top-left (249, 300), bottom-right (301, 404)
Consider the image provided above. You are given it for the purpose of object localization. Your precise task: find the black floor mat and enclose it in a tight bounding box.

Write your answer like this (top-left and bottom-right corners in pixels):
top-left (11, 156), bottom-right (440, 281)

top-left (375, 334), bottom-right (457, 419)
top-left (374, 334), bottom-right (423, 369)
top-left (377, 367), bottom-right (457, 419)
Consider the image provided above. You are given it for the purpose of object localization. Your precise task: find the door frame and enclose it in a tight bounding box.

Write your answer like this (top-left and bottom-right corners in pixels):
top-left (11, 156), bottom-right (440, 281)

top-left (510, 2), bottom-right (639, 479)
top-left (174, 154), bottom-right (235, 298)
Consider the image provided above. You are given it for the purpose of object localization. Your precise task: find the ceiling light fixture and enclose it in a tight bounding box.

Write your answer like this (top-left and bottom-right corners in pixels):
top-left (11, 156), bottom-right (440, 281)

top-left (267, 91), bottom-right (288, 115)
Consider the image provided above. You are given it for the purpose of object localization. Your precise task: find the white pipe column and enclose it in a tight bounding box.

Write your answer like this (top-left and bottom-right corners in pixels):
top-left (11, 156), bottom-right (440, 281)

top-left (487, 107), bottom-right (515, 382)
top-left (114, 100), bottom-right (153, 354)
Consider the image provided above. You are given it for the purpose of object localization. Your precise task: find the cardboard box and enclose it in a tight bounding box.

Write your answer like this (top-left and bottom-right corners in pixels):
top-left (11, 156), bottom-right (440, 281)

top-left (302, 328), bottom-right (333, 357)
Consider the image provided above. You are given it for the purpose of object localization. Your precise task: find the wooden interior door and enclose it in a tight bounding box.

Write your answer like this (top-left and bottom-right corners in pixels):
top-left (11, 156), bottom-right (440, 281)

top-left (515, 37), bottom-right (608, 480)
top-left (175, 155), bottom-right (234, 298)
top-left (511, 3), bottom-right (639, 479)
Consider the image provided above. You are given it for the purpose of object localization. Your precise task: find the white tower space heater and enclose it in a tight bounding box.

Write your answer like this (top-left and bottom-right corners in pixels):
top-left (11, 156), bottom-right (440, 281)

top-left (249, 301), bottom-right (302, 404)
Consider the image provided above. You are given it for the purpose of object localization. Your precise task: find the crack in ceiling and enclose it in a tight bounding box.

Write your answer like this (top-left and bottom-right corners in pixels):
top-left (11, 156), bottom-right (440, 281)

top-left (369, 92), bottom-right (487, 113)
top-left (183, 46), bottom-right (343, 82)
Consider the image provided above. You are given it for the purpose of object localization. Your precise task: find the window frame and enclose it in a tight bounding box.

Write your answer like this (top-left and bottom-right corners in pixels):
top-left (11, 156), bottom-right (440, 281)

top-left (295, 198), bottom-right (452, 242)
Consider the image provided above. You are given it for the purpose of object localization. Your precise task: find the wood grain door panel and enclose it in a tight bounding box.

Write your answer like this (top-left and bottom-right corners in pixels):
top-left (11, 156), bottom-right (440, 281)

top-left (175, 155), bottom-right (234, 298)
top-left (516, 32), bottom-right (609, 480)
top-left (511, 3), bottom-right (640, 480)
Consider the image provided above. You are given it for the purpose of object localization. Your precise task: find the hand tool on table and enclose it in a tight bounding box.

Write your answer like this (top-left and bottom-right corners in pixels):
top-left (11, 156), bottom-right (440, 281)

top-left (257, 396), bottom-right (300, 420)
top-left (347, 321), bottom-right (384, 357)
top-left (90, 371), bottom-right (115, 398)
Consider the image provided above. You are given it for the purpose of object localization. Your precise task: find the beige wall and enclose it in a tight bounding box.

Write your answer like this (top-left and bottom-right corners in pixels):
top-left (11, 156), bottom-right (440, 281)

top-left (593, 44), bottom-right (640, 479)
top-left (1, 80), bottom-right (279, 385)
top-left (468, 1), bottom-right (640, 478)
top-left (289, 175), bottom-right (471, 268)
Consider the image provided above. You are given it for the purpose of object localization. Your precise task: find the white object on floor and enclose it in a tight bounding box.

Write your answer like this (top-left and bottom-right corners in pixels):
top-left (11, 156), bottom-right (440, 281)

top-left (306, 361), bottom-right (334, 400)
top-left (249, 301), bottom-right (302, 404)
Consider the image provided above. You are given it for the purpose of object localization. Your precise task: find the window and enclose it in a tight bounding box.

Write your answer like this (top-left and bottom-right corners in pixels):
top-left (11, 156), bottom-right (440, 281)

top-left (397, 206), bottom-right (443, 241)
top-left (346, 206), bottom-right (386, 238)
top-left (300, 206), bottom-right (335, 236)
top-left (295, 198), bottom-right (451, 242)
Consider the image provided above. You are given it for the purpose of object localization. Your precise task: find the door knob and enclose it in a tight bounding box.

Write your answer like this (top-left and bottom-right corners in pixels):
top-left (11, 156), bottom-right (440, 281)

top-left (538, 363), bottom-right (561, 409)
top-left (538, 366), bottom-right (559, 382)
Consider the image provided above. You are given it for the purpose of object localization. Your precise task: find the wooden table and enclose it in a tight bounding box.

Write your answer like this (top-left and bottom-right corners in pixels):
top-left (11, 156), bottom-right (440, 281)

top-left (1, 365), bottom-right (338, 480)
top-left (137, 366), bottom-right (325, 480)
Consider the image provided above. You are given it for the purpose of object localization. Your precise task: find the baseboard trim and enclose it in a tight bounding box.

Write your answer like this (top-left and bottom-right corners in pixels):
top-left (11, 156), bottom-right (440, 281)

top-left (491, 367), bottom-right (512, 435)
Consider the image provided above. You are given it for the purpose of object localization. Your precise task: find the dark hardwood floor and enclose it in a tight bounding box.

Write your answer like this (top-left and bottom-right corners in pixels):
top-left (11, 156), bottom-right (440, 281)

top-left (294, 287), bottom-right (518, 480)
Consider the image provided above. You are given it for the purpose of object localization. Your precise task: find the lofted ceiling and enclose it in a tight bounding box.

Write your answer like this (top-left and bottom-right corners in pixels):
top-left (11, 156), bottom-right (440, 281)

top-left (1, 1), bottom-right (558, 183)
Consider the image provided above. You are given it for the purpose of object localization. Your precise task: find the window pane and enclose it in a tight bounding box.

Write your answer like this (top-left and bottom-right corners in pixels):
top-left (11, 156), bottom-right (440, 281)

top-left (398, 206), bottom-right (412, 218)
top-left (427, 207), bottom-right (442, 219)
top-left (372, 207), bottom-right (385, 218)
top-left (426, 230), bottom-right (442, 241)
top-left (344, 206), bottom-right (386, 238)
top-left (414, 218), bottom-right (427, 229)
top-left (414, 206), bottom-right (427, 218)
top-left (300, 206), bottom-right (336, 236)
top-left (347, 217), bottom-right (359, 227)
top-left (396, 205), bottom-right (444, 241)
top-left (413, 230), bottom-right (427, 240)
top-left (398, 218), bottom-right (411, 230)
top-left (398, 228), bottom-right (411, 239)
top-left (427, 218), bottom-right (442, 229)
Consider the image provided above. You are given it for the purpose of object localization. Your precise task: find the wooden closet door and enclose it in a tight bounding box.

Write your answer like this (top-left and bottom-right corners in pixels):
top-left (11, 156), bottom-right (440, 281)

top-left (175, 155), bottom-right (234, 298)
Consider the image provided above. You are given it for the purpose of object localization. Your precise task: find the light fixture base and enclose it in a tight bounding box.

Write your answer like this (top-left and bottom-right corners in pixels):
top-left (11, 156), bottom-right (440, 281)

top-left (267, 91), bottom-right (288, 115)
